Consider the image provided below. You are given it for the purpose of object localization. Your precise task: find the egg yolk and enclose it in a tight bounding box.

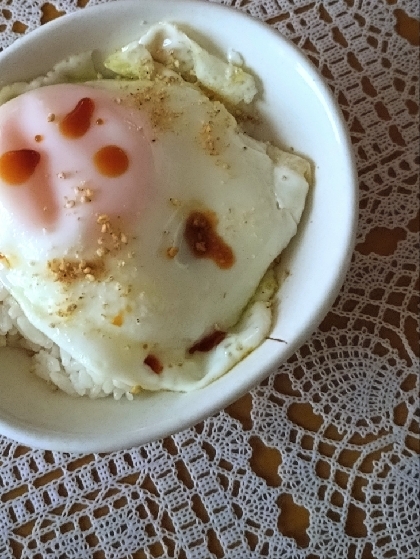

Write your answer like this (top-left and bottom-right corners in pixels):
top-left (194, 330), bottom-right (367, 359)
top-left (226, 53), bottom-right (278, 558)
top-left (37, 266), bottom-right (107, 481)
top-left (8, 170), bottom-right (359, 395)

top-left (0, 83), bottom-right (155, 254)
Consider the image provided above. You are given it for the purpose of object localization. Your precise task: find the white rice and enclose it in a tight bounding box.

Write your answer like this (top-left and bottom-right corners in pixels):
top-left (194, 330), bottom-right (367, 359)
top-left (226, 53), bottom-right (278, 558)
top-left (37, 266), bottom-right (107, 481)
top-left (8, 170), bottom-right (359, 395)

top-left (0, 285), bottom-right (134, 400)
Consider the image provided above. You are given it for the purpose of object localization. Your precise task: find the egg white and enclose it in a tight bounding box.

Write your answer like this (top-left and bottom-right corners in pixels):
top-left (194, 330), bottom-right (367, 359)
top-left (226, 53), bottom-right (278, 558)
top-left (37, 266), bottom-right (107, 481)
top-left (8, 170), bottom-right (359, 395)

top-left (0, 61), bottom-right (310, 393)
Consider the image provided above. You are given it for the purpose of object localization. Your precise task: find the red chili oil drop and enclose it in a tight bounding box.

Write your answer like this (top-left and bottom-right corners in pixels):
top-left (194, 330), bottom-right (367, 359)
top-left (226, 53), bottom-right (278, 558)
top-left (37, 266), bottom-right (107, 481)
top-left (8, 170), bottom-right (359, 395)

top-left (144, 354), bottom-right (163, 375)
top-left (94, 145), bottom-right (129, 177)
top-left (184, 210), bottom-right (235, 269)
top-left (188, 330), bottom-right (227, 354)
top-left (59, 97), bottom-right (95, 138)
top-left (0, 149), bottom-right (40, 185)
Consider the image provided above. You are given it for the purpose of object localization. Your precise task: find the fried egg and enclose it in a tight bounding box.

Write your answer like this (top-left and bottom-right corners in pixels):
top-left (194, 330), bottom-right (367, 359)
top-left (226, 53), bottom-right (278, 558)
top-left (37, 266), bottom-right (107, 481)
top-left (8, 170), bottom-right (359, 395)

top-left (0, 45), bottom-right (310, 393)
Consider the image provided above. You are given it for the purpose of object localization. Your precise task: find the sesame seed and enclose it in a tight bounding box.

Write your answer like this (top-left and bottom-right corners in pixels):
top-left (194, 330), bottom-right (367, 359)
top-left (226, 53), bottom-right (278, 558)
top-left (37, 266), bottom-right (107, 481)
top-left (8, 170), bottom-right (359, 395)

top-left (65, 200), bottom-right (75, 209)
top-left (47, 113), bottom-right (55, 122)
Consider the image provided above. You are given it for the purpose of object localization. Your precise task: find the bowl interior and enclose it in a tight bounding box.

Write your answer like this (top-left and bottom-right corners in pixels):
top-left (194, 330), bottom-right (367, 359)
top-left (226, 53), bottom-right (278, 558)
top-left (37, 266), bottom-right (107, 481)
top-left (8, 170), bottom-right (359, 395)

top-left (0, 0), bottom-right (357, 452)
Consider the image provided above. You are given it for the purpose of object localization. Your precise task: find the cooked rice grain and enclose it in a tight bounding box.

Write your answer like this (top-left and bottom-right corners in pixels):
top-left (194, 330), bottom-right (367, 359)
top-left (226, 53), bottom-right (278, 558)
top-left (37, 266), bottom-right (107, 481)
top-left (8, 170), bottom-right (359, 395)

top-left (0, 291), bottom-right (134, 400)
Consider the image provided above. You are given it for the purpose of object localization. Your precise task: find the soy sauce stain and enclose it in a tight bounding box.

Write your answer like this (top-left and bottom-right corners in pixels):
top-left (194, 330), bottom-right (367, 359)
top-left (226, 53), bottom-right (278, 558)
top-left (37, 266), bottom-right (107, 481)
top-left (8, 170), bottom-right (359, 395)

top-left (59, 97), bottom-right (95, 138)
top-left (144, 354), bottom-right (163, 374)
top-left (94, 145), bottom-right (129, 177)
top-left (0, 149), bottom-right (41, 185)
top-left (184, 210), bottom-right (235, 269)
top-left (188, 330), bottom-right (227, 354)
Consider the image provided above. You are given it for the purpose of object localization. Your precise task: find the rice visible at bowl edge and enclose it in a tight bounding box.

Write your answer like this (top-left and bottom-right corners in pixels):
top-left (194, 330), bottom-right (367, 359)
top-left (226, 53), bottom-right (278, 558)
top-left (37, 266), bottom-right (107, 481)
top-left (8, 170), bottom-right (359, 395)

top-left (0, 287), bottom-right (135, 400)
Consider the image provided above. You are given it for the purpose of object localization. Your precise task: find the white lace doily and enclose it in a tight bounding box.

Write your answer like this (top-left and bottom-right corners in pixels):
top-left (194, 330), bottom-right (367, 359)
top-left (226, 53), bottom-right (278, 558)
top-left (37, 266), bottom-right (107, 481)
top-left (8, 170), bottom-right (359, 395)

top-left (0, 1), bottom-right (419, 558)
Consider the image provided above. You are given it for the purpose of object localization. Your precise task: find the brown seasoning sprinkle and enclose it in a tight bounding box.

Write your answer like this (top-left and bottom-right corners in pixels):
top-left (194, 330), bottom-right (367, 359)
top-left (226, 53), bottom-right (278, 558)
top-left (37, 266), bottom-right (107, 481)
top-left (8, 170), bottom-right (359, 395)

top-left (199, 121), bottom-right (219, 156)
top-left (57, 304), bottom-right (78, 317)
top-left (48, 258), bottom-right (104, 283)
top-left (131, 84), bottom-right (180, 131)
top-left (95, 213), bottom-right (129, 258)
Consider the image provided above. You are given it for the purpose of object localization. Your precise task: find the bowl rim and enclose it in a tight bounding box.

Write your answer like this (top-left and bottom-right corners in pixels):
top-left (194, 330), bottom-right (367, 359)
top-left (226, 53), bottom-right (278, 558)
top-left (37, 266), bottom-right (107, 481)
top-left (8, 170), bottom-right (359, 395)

top-left (0, 0), bottom-right (358, 452)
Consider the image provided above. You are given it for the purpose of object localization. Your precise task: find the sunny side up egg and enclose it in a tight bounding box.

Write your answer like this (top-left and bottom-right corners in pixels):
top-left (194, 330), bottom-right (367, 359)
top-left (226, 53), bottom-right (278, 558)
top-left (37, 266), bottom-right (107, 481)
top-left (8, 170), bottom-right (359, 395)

top-left (0, 65), bottom-right (310, 393)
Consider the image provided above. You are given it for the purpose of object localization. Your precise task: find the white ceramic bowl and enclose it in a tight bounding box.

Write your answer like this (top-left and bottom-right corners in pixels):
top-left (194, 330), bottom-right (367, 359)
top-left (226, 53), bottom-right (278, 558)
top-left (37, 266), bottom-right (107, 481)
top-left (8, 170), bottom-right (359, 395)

top-left (0, 0), bottom-right (357, 452)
